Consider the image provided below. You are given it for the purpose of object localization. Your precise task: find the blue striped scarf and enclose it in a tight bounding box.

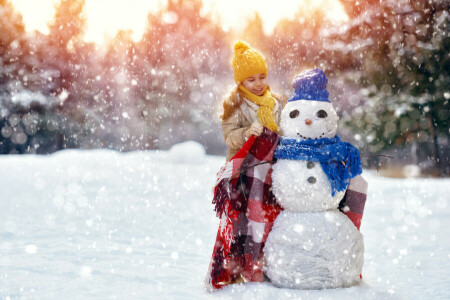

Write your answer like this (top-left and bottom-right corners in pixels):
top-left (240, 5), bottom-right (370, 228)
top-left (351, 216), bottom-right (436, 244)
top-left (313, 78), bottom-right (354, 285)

top-left (274, 136), bottom-right (362, 196)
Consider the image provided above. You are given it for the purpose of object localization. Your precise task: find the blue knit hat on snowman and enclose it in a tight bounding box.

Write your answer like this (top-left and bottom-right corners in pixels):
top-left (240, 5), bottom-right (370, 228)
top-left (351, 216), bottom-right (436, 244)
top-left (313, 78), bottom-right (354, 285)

top-left (289, 68), bottom-right (330, 103)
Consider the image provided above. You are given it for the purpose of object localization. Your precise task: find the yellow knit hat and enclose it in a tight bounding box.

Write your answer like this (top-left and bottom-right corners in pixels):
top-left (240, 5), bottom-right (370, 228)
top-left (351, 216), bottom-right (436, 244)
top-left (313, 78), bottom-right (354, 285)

top-left (232, 40), bottom-right (268, 84)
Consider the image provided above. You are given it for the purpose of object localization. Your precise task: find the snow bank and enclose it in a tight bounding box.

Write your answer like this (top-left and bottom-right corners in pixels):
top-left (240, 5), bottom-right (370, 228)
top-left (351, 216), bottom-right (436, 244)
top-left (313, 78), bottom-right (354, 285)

top-left (0, 150), bottom-right (449, 299)
top-left (168, 140), bottom-right (206, 164)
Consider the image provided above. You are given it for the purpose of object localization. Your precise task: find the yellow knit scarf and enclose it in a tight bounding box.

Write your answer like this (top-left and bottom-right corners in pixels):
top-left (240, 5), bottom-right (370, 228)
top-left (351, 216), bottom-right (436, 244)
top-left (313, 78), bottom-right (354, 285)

top-left (238, 85), bottom-right (278, 133)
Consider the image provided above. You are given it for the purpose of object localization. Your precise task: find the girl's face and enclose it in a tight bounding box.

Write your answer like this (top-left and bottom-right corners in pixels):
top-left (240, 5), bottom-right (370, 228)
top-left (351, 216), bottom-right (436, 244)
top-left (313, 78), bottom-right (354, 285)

top-left (242, 73), bottom-right (268, 96)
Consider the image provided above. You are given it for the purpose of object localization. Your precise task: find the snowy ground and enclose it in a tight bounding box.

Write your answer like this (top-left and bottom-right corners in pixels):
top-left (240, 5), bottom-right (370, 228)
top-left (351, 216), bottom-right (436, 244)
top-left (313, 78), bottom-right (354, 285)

top-left (1, 143), bottom-right (449, 299)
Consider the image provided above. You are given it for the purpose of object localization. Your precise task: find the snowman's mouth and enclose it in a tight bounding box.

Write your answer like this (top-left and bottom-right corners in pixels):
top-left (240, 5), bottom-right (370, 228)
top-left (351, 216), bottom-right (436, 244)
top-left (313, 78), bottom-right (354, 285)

top-left (297, 132), bottom-right (325, 139)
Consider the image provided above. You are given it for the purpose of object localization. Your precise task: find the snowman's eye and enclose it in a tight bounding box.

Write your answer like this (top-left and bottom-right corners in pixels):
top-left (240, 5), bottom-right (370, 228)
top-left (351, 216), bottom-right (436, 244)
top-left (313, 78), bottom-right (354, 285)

top-left (317, 110), bottom-right (328, 118)
top-left (289, 110), bottom-right (299, 118)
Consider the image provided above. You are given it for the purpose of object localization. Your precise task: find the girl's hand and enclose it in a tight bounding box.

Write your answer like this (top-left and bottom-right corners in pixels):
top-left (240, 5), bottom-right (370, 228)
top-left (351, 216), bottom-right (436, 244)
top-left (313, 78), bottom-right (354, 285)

top-left (244, 123), bottom-right (264, 138)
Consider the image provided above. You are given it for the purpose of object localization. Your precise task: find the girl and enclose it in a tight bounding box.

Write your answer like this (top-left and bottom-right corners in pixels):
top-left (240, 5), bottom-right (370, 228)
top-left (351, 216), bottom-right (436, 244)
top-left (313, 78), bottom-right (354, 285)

top-left (221, 40), bottom-right (286, 161)
top-left (205, 41), bottom-right (287, 290)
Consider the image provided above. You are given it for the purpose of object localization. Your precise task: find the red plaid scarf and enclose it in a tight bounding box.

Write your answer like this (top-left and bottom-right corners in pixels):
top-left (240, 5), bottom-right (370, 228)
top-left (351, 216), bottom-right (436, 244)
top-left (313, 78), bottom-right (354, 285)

top-left (205, 128), bottom-right (367, 291)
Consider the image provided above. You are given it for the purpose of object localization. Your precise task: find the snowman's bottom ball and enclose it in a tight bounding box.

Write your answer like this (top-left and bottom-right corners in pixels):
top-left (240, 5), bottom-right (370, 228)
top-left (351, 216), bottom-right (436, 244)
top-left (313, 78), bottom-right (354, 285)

top-left (263, 210), bottom-right (364, 289)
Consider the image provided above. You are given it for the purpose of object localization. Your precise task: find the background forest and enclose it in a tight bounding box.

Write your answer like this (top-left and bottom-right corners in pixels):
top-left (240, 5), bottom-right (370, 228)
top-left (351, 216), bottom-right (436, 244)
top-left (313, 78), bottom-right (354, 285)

top-left (0, 0), bottom-right (448, 176)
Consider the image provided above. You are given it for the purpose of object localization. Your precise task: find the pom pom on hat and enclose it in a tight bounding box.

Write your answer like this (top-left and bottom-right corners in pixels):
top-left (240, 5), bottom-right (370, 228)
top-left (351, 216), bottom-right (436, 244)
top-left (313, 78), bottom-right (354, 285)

top-left (289, 68), bottom-right (330, 102)
top-left (234, 40), bottom-right (250, 53)
top-left (232, 40), bottom-right (268, 84)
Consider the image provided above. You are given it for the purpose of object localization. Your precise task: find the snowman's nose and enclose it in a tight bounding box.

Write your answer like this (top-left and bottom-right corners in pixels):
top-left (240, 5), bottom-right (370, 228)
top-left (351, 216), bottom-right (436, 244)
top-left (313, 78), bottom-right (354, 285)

top-left (305, 119), bottom-right (312, 125)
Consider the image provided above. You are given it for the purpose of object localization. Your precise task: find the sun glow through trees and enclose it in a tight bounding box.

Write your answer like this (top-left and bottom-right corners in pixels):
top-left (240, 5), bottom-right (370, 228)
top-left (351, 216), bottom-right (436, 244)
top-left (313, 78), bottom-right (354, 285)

top-left (11, 0), bottom-right (348, 44)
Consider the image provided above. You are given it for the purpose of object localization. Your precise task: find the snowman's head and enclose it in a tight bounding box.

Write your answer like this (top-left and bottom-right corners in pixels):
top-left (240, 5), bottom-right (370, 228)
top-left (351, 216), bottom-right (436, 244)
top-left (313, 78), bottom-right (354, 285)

top-left (281, 68), bottom-right (338, 139)
top-left (280, 101), bottom-right (338, 139)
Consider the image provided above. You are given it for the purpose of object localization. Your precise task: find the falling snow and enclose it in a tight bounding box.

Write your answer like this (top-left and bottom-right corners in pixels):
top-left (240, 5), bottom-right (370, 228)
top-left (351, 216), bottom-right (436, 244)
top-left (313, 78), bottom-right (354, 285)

top-left (1, 0), bottom-right (449, 298)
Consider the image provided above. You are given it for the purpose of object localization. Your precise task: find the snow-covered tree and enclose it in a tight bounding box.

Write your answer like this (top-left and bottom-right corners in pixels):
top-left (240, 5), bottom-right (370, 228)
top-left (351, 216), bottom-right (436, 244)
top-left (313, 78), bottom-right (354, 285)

top-left (268, 7), bottom-right (330, 92)
top-left (0, 1), bottom-right (62, 153)
top-left (329, 0), bottom-right (449, 175)
top-left (135, 0), bottom-right (230, 152)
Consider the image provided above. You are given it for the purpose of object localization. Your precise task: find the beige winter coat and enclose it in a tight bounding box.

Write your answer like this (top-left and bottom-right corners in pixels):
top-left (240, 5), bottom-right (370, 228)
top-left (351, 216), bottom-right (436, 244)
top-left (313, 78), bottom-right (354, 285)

top-left (222, 89), bottom-right (287, 161)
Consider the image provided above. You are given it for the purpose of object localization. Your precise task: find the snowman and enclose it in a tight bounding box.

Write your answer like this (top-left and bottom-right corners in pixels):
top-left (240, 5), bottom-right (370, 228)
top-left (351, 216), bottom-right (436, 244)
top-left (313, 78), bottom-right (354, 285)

top-left (263, 68), bottom-right (364, 289)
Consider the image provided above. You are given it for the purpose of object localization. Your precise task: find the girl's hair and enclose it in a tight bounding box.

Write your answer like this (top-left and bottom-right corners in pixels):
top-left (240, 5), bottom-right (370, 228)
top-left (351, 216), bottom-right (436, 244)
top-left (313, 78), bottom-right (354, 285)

top-left (220, 86), bottom-right (242, 120)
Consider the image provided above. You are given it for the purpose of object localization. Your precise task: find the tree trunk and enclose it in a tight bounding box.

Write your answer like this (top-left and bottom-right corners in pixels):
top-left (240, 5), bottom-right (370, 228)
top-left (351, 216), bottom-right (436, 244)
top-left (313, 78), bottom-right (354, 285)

top-left (428, 112), bottom-right (441, 175)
